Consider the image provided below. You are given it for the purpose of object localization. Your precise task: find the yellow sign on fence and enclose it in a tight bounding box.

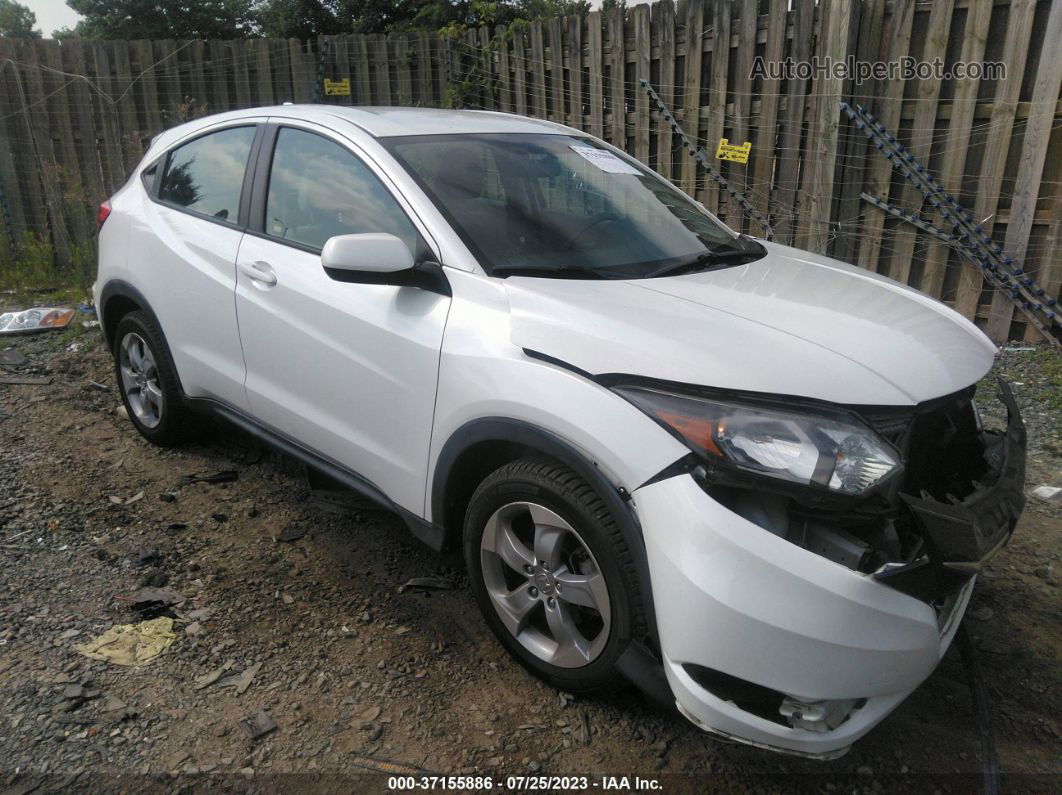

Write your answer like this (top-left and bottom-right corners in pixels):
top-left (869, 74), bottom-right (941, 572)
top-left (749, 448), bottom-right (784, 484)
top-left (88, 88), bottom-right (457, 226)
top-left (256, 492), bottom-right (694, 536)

top-left (715, 138), bottom-right (751, 164)
top-left (324, 78), bottom-right (351, 96)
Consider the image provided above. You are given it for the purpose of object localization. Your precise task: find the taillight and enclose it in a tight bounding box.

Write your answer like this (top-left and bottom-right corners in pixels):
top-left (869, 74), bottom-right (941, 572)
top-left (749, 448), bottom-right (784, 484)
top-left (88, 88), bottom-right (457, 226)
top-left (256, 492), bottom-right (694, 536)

top-left (97, 201), bottom-right (112, 230)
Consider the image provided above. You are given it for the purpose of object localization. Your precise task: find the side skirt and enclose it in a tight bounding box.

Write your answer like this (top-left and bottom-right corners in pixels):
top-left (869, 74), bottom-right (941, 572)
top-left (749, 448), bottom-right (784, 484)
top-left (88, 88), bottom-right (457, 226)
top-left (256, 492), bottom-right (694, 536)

top-left (186, 397), bottom-right (445, 551)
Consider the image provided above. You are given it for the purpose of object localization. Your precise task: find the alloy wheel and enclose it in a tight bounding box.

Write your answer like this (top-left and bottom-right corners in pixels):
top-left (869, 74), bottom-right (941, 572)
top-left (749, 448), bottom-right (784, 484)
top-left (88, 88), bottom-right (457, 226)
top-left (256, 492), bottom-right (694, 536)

top-left (479, 501), bottom-right (611, 668)
top-left (118, 332), bottom-right (163, 429)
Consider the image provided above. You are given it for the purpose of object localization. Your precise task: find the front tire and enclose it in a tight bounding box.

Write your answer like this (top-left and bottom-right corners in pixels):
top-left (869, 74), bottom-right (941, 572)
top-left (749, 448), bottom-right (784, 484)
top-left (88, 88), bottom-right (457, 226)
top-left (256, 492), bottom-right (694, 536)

top-left (113, 311), bottom-right (201, 446)
top-left (464, 457), bottom-right (646, 693)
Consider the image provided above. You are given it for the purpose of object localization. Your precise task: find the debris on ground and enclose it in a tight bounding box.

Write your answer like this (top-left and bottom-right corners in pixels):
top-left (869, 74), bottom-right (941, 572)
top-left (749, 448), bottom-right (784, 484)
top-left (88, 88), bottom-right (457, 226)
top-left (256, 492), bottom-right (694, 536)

top-left (0, 307), bottom-right (75, 336)
top-left (217, 661), bottom-right (262, 695)
top-left (238, 709), bottom-right (277, 740)
top-left (1029, 485), bottom-right (1061, 503)
top-left (181, 470), bottom-right (238, 486)
top-left (0, 348), bottom-right (29, 368)
top-left (195, 660), bottom-right (235, 690)
top-left (398, 576), bottom-right (455, 594)
top-left (0, 375), bottom-right (52, 385)
top-left (276, 525), bottom-right (306, 543)
top-left (116, 587), bottom-right (186, 613)
top-left (73, 617), bottom-right (176, 665)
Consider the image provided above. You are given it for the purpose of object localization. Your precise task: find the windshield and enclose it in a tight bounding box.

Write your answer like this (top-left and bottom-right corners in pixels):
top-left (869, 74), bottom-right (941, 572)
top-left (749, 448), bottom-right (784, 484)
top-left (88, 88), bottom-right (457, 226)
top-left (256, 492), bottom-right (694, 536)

top-left (384, 133), bottom-right (751, 279)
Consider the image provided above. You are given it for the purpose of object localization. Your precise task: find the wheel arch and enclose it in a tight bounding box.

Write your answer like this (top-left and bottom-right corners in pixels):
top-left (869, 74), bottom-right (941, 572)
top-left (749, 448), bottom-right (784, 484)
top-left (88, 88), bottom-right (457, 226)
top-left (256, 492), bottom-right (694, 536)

top-left (431, 417), bottom-right (660, 650)
top-left (99, 280), bottom-right (185, 394)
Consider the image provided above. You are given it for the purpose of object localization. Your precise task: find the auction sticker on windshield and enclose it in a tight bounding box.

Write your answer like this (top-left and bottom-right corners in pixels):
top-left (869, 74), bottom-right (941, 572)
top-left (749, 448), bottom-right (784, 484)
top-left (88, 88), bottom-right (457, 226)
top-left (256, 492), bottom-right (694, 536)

top-left (570, 145), bottom-right (641, 174)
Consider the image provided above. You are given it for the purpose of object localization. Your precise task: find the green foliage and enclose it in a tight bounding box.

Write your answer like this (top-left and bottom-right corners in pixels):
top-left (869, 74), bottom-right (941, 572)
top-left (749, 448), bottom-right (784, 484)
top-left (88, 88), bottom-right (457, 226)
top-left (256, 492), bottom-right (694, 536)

top-left (58, 0), bottom-right (593, 40)
top-left (63, 0), bottom-right (256, 39)
top-left (0, 0), bottom-right (40, 38)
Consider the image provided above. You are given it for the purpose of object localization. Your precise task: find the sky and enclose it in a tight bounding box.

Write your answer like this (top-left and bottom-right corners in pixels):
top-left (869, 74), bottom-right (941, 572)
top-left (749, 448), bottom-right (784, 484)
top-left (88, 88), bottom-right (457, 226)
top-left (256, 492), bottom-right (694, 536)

top-left (26, 0), bottom-right (81, 37)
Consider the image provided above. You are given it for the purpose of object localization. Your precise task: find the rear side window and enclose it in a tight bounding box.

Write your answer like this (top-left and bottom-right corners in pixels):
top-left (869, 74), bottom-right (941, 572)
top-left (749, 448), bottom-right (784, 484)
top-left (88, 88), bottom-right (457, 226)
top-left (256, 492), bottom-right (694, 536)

top-left (159, 126), bottom-right (256, 223)
top-left (265, 127), bottom-right (417, 252)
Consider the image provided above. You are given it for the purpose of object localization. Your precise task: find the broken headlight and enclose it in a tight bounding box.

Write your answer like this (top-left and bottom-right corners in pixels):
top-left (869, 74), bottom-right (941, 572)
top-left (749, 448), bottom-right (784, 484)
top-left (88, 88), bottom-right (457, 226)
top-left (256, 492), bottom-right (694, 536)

top-left (615, 386), bottom-right (900, 496)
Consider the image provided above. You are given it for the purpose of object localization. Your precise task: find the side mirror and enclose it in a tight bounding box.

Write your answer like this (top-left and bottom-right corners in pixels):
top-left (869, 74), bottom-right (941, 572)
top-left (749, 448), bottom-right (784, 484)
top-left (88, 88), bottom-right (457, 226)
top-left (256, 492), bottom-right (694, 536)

top-left (321, 233), bottom-right (414, 275)
top-left (321, 232), bottom-right (451, 297)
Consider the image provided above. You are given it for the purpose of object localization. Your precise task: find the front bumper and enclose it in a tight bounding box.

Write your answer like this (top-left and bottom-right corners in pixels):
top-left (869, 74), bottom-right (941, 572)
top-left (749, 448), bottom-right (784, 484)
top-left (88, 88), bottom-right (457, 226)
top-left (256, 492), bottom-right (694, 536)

top-left (634, 474), bottom-right (974, 757)
top-left (631, 389), bottom-right (1024, 758)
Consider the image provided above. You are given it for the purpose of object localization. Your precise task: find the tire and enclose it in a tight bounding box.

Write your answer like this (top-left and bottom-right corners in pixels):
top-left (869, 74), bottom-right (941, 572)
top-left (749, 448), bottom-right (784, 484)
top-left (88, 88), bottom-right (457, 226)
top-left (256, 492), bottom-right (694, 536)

top-left (112, 310), bottom-right (201, 446)
top-left (464, 457), bottom-right (647, 693)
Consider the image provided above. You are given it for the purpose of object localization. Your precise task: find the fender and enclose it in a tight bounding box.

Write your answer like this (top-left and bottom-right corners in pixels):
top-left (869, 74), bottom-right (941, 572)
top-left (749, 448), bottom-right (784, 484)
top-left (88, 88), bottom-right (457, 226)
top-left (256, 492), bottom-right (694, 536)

top-left (98, 279), bottom-right (187, 394)
top-left (432, 417), bottom-right (662, 649)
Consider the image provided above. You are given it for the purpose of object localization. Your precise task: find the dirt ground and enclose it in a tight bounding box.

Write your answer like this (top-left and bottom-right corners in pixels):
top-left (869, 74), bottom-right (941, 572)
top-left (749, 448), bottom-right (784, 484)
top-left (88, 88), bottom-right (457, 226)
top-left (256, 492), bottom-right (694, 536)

top-left (1, 320), bottom-right (1059, 794)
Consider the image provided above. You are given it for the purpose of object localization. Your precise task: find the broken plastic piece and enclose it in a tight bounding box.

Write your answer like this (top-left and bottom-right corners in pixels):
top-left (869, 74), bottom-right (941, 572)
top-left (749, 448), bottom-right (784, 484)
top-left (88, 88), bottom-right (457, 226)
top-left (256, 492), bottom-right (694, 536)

top-left (239, 709), bottom-right (277, 740)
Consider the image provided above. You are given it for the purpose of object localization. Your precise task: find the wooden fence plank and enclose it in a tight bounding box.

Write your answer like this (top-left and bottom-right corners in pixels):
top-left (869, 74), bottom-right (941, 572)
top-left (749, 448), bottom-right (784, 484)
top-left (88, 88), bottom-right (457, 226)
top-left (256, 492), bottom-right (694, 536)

top-left (831, 0), bottom-right (883, 261)
top-left (513, 26), bottom-right (529, 117)
top-left (653, 0), bottom-right (675, 180)
top-left (497, 26), bottom-right (512, 112)
top-left (798, 0), bottom-right (850, 252)
top-left (230, 39), bottom-right (253, 109)
top-left (252, 39), bottom-right (273, 105)
top-left (953, 0), bottom-right (1037, 320)
top-left (704, 0), bottom-right (729, 211)
top-left (39, 41), bottom-right (90, 248)
top-left (680, 0), bottom-right (704, 199)
top-left (886, 0), bottom-right (954, 286)
top-left (394, 34), bottom-right (413, 105)
top-left (19, 42), bottom-right (70, 260)
top-left (749, 0), bottom-right (787, 238)
top-left (531, 21), bottom-right (548, 119)
top-left (548, 18), bottom-right (565, 121)
top-left (632, 4), bottom-right (651, 165)
top-left (726, 0), bottom-right (758, 231)
top-left (372, 35), bottom-right (391, 104)
top-left (565, 15), bottom-right (583, 128)
top-left (88, 43), bottom-right (125, 190)
top-left (606, 7), bottom-right (625, 147)
top-left (131, 40), bottom-right (162, 136)
top-left (918, 0), bottom-right (991, 299)
top-left (188, 40), bottom-right (209, 109)
top-left (985, 0), bottom-right (1062, 340)
top-left (854, 0), bottom-right (915, 270)
top-left (588, 12), bottom-right (604, 139)
top-left (110, 42), bottom-right (141, 170)
top-left (0, 39), bottom-right (32, 240)
top-left (414, 30), bottom-right (431, 106)
top-left (352, 35), bottom-right (370, 104)
top-left (773, 0), bottom-right (814, 242)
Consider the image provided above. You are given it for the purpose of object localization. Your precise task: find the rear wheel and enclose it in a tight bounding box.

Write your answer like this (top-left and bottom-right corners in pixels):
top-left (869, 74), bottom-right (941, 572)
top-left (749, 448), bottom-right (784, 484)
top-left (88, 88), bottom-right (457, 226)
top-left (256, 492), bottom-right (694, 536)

top-left (113, 311), bottom-right (201, 445)
top-left (464, 457), bottom-right (645, 692)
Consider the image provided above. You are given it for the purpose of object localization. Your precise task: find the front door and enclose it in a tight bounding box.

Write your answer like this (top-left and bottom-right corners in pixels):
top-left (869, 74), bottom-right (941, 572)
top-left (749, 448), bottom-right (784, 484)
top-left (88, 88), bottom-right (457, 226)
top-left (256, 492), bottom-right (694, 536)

top-left (234, 124), bottom-right (451, 514)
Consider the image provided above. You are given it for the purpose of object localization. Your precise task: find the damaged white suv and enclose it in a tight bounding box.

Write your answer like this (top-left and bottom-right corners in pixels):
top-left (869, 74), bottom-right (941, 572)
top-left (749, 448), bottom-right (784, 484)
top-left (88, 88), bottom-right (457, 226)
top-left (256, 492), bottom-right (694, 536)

top-left (93, 106), bottom-right (1026, 759)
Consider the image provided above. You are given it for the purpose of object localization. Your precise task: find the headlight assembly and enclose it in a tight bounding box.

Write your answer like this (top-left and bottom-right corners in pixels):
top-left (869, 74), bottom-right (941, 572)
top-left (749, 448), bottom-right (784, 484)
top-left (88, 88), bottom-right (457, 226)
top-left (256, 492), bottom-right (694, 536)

top-left (614, 385), bottom-right (900, 496)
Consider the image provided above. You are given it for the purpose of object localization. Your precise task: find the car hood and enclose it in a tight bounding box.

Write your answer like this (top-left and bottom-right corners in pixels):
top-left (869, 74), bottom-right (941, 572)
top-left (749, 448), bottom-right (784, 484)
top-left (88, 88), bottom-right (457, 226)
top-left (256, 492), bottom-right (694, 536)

top-left (505, 241), bottom-right (997, 406)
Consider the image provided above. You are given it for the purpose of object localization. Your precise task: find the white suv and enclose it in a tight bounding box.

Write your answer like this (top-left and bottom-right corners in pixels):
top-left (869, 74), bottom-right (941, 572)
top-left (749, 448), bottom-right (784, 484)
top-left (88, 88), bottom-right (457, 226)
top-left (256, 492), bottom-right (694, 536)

top-left (94, 106), bottom-right (1026, 759)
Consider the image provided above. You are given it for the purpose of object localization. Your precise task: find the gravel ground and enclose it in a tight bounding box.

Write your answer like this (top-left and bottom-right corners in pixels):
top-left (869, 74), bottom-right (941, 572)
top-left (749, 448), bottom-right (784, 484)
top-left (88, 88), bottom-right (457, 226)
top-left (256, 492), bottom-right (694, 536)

top-left (0, 323), bottom-right (1059, 793)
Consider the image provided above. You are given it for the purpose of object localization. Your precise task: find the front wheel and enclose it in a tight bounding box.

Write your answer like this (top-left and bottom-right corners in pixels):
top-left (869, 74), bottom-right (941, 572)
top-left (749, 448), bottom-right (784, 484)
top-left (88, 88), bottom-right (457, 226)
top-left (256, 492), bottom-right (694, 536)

top-left (464, 458), bottom-right (646, 693)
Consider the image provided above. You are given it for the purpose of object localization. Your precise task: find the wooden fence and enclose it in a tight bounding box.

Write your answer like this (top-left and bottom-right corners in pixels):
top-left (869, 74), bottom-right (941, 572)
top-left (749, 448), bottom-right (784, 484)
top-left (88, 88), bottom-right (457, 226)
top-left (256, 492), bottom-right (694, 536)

top-left (0, 0), bottom-right (1059, 341)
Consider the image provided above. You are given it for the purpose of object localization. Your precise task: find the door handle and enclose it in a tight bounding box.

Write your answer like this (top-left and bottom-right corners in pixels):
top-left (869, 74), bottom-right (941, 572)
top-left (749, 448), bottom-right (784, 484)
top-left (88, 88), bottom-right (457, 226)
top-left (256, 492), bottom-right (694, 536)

top-left (239, 260), bottom-right (277, 287)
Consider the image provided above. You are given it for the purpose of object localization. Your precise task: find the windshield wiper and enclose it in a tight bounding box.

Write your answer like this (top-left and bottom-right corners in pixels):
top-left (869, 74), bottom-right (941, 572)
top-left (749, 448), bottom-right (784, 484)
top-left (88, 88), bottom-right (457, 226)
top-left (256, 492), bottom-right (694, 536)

top-left (645, 238), bottom-right (767, 279)
top-left (491, 263), bottom-right (628, 280)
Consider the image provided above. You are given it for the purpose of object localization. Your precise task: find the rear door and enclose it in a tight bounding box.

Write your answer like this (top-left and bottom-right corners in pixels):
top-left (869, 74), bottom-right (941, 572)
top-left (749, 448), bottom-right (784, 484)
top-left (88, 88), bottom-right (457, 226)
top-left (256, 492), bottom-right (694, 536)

top-left (132, 123), bottom-right (262, 408)
top-left (234, 121), bottom-right (451, 514)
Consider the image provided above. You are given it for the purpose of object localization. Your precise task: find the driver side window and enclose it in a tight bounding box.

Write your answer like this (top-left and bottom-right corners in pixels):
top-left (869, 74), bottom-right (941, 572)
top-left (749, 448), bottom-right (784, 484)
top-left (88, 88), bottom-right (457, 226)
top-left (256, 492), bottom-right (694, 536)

top-left (265, 128), bottom-right (418, 253)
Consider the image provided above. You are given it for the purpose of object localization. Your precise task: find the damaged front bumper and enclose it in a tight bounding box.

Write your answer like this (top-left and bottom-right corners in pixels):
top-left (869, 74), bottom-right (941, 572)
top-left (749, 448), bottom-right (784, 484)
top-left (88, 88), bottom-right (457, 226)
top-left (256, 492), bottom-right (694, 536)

top-left (878, 381), bottom-right (1026, 601)
top-left (632, 381), bottom-right (1025, 758)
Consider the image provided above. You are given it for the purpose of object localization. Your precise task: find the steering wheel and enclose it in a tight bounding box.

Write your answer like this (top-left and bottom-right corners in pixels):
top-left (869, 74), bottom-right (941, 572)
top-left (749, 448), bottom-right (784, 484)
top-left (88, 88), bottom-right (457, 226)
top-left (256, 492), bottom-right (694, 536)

top-left (565, 212), bottom-right (622, 249)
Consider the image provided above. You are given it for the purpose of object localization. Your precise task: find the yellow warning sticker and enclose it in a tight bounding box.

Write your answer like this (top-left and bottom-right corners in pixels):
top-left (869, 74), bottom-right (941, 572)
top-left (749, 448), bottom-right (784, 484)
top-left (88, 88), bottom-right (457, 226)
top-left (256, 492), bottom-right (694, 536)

top-left (715, 138), bottom-right (751, 164)
top-left (324, 78), bottom-right (351, 96)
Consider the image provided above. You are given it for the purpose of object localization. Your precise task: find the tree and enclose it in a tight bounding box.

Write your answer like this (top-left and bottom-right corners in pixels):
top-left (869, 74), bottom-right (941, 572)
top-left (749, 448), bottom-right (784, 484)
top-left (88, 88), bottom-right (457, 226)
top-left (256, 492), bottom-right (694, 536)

top-left (0, 0), bottom-right (41, 38)
top-left (62, 0), bottom-right (255, 39)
